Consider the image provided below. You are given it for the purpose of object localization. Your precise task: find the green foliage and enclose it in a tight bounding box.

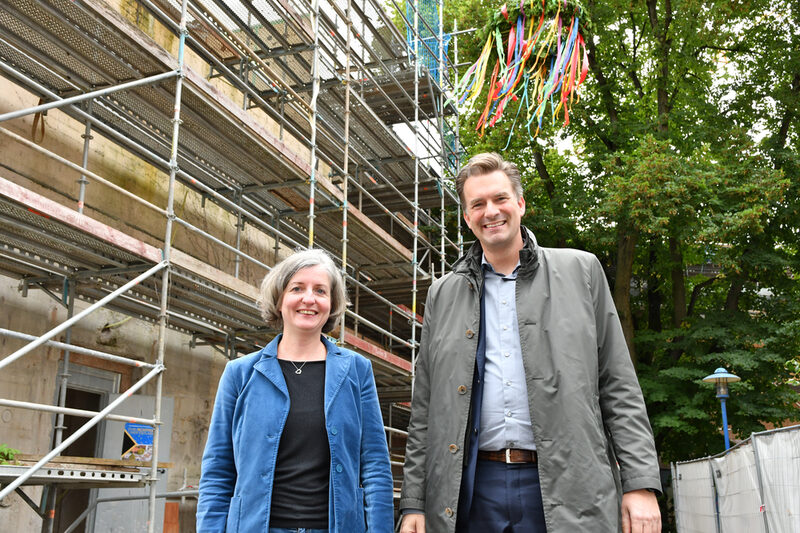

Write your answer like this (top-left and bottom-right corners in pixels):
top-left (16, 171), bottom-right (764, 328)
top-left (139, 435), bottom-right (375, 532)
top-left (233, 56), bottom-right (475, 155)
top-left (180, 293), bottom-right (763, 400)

top-left (450, 0), bottom-right (800, 466)
top-left (0, 444), bottom-right (19, 465)
top-left (474, 0), bottom-right (591, 44)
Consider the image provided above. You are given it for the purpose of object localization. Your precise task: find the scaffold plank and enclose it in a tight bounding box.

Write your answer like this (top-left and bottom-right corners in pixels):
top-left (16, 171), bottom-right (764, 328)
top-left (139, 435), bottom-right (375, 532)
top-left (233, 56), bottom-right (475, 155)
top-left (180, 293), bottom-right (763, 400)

top-left (0, 177), bottom-right (414, 374)
top-left (0, 176), bottom-right (162, 264)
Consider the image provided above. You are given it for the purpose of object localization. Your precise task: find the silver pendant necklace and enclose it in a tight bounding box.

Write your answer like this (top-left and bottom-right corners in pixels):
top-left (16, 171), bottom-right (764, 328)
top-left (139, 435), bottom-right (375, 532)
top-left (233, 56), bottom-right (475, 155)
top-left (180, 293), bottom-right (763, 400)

top-left (288, 360), bottom-right (308, 375)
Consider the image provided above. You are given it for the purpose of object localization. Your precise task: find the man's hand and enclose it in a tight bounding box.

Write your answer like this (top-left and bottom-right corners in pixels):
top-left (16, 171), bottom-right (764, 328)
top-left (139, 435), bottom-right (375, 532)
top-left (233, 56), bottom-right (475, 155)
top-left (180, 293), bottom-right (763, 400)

top-left (399, 512), bottom-right (425, 533)
top-left (621, 489), bottom-right (661, 533)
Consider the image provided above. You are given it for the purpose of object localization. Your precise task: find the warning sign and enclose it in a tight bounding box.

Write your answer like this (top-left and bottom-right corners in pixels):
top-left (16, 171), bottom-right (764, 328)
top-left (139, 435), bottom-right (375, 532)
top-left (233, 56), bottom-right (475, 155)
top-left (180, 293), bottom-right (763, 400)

top-left (121, 423), bottom-right (154, 462)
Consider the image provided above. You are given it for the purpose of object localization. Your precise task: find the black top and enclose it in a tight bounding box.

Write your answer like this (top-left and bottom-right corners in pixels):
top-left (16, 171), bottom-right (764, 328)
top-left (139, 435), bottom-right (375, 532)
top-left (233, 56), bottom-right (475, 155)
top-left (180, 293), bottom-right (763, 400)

top-left (269, 360), bottom-right (330, 528)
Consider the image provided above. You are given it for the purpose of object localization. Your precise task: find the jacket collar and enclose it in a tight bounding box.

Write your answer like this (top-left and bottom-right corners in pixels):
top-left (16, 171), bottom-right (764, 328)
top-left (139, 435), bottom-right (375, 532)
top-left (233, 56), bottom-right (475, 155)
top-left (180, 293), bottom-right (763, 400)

top-left (252, 334), bottom-right (351, 413)
top-left (453, 226), bottom-right (540, 282)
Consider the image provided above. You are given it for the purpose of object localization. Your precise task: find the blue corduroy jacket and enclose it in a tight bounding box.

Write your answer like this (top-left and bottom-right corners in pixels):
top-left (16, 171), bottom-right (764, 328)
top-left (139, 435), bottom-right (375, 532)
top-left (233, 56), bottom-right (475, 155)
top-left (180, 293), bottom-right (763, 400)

top-left (197, 335), bottom-right (394, 532)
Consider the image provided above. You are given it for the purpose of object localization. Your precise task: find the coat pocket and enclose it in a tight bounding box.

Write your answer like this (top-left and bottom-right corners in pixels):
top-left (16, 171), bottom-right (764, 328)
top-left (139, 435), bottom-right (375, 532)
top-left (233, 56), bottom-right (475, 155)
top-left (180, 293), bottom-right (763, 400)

top-left (226, 495), bottom-right (241, 532)
top-left (356, 486), bottom-right (367, 532)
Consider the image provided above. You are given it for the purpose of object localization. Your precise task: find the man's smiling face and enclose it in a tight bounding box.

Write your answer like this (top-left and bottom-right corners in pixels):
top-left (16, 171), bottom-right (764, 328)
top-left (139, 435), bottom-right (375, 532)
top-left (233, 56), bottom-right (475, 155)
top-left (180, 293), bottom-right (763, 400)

top-left (462, 170), bottom-right (525, 252)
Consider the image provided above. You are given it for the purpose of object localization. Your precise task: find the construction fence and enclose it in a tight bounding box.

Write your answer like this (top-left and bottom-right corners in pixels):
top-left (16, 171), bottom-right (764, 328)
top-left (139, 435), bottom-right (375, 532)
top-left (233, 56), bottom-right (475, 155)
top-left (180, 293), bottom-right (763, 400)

top-left (671, 424), bottom-right (800, 533)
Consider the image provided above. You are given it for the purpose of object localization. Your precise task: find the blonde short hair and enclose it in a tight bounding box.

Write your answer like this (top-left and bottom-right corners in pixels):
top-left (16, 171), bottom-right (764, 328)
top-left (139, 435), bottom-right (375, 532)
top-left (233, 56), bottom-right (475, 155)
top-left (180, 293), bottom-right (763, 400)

top-left (258, 249), bottom-right (349, 333)
top-left (455, 152), bottom-right (523, 205)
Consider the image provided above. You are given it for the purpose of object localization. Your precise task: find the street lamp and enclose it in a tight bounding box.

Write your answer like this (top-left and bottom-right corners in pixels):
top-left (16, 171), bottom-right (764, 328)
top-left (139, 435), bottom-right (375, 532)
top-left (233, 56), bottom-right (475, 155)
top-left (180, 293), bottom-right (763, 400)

top-left (702, 367), bottom-right (741, 450)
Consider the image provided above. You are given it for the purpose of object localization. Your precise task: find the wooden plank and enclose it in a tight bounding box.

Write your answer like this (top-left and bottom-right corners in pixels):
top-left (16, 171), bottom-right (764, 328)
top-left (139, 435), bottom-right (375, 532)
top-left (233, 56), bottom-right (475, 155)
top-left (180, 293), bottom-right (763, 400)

top-left (0, 177), bottom-right (261, 305)
top-left (342, 330), bottom-right (411, 373)
top-left (397, 304), bottom-right (423, 325)
top-left (84, 0), bottom-right (312, 180)
top-left (163, 502), bottom-right (180, 533)
top-left (0, 176), bottom-right (163, 264)
top-left (170, 248), bottom-right (259, 301)
top-left (182, 66), bottom-right (312, 178)
top-left (316, 173), bottom-right (413, 261)
top-left (15, 454), bottom-right (173, 469)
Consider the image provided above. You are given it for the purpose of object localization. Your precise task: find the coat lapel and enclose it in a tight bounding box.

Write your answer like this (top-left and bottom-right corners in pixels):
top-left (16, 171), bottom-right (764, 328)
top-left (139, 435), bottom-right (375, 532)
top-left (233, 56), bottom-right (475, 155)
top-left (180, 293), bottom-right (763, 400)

top-left (253, 336), bottom-right (289, 399)
top-left (252, 335), bottom-right (350, 407)
top-left (323, 337), bottom-right (351, 415)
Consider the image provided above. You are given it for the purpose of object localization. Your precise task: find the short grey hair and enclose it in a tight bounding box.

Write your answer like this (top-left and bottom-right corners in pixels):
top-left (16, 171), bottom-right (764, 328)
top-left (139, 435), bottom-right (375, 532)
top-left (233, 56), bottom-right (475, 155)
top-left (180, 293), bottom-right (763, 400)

top-left (455, 152), bottom-right (523, 205)
top-left (258, 248), bottom-right (349, 333)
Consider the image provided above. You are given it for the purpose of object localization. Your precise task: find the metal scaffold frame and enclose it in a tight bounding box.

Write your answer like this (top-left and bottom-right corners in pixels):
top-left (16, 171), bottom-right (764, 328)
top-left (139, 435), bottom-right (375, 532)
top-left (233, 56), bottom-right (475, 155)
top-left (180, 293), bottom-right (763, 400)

top-left (0, 0), bottom-right (462, 529)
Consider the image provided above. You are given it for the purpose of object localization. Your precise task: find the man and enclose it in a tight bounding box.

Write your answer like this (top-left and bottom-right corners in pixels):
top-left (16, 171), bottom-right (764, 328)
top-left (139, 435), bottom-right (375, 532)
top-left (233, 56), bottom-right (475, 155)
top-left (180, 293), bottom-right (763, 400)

top-left (399, 153), bottom-right (661, 533)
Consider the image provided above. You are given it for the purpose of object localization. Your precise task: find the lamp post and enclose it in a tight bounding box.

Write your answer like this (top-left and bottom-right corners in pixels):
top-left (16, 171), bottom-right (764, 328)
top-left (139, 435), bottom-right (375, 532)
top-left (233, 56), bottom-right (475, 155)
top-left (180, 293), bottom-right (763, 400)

top-left (702, 367), bottom-right (741, 450)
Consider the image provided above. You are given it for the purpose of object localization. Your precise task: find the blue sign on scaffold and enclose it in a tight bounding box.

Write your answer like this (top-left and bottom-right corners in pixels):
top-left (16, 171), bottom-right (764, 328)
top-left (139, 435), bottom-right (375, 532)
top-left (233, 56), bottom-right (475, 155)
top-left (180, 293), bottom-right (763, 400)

top-left (121, 422), bottom-right (154, 461)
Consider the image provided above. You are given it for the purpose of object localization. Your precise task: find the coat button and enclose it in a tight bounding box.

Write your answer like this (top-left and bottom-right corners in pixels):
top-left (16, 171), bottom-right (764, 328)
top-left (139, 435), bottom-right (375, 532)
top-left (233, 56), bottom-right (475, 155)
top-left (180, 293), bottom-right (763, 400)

top-left (445, 507), bottom-right (454, 517)
top-left (336, 464), bottom-right (343, 473)
top-left (457, 385), bottom-right (467, 394)
top-left (448, 443), bottom-right (459, 453)
top-left (465, 329), bottom-right (474, 338)
top-left (331, 427), bottom-right (338, 435)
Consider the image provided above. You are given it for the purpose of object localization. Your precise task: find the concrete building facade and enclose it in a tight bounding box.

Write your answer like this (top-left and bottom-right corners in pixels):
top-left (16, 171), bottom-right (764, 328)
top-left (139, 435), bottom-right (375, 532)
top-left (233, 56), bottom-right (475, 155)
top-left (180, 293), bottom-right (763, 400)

top-left (0, 0), bottom-right (459, 530)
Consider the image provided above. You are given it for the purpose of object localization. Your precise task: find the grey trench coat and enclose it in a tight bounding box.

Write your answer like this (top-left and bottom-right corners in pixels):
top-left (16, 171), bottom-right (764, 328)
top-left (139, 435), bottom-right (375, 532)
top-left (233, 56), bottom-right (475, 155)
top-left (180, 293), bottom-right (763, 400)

top-left (400, 228), bottom-right (661, 532)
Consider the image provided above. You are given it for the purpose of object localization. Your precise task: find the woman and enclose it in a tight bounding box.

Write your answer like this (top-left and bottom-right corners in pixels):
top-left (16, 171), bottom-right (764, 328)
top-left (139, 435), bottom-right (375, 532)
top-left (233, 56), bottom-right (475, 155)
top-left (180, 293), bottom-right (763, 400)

top-left (197, 249), bottom-right (394, 532)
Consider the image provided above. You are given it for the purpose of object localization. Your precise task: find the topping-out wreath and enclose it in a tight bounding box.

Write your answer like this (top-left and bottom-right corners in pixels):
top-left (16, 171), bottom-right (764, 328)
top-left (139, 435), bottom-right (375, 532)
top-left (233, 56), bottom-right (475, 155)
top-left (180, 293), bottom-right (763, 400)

top-left (453, 0), bottom-right (589, 140)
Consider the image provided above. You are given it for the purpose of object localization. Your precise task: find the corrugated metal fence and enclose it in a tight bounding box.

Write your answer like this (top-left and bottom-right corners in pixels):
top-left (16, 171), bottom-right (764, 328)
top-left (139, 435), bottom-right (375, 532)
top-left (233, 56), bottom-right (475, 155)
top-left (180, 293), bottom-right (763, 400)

top-left (671, 424), bottom-right (800, 533)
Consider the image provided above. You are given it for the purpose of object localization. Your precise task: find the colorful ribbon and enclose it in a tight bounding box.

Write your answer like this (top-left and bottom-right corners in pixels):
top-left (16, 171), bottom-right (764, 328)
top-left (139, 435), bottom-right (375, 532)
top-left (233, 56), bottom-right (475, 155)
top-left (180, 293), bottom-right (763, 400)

top-left (451, 0), bottom-right (588, 139)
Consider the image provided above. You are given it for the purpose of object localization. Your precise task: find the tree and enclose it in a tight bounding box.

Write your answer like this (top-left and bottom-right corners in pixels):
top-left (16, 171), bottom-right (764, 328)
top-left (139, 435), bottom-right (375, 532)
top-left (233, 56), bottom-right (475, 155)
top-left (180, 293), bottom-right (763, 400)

top-left (446, 0), bottom-right (800, 465)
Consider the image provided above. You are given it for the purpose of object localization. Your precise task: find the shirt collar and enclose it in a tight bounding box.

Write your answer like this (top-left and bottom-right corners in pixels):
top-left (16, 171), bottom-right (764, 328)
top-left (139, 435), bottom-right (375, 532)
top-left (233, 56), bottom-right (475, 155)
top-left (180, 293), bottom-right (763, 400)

top-left (481, 253), bottom-right (521, 278)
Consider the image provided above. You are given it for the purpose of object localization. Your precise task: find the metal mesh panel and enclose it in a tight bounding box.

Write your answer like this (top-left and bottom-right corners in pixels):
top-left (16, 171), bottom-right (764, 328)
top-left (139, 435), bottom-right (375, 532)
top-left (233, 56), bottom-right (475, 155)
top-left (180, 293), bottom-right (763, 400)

top-left (0, 232), bottom-right (89, 272)
top-left (673, 426), bottom-right (800, 533)
top-left (753, 428), bottom-right (800, 533)
top-left (405, 0), bottom-right (448, 80)
top-left (3, 0), bottom-right (163, 88)
top-left (674, 460), bottom-right (719, 533)
top-left (0, 39), bottom-right (74, 95)
top-left (0, 198), bottom-right (146, 267)
top-left (712, 446), bottom-right (765, 532)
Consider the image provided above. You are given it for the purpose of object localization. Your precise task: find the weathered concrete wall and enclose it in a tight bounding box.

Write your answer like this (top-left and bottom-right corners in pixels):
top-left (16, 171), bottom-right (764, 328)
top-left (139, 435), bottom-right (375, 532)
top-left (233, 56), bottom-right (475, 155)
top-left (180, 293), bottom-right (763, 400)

top-left (0, 1), bottom-right (340, 530)
top-left (0, 272), bottom-right (228, 531)
top-left (0, 81), bottom-right (251, 529)
top-left (0, 75), bottom-right (289, 287)
top-left (0, 0), bottom-right (321, 286)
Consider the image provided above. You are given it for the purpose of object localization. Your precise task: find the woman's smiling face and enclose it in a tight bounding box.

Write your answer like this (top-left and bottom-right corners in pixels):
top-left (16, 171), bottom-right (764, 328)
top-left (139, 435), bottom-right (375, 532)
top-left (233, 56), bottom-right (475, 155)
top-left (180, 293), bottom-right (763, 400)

top-left (279, 265), bottom-right (332, 336)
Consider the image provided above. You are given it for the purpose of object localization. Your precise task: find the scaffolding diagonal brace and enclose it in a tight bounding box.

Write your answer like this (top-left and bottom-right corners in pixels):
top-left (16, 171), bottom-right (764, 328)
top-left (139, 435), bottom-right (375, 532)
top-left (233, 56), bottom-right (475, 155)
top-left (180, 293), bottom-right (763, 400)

top-left (0, 363), bottom-right (165, 501)
top-left (0, 261), bottom-right (167, 371)
top-left (0, 71), bottom-right (180, 123)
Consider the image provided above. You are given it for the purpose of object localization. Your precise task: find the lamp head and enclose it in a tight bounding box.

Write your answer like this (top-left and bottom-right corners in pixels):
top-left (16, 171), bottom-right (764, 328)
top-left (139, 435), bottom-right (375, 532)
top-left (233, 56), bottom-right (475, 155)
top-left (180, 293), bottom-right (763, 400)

top-left (702, 367), bottom-right (740, 398)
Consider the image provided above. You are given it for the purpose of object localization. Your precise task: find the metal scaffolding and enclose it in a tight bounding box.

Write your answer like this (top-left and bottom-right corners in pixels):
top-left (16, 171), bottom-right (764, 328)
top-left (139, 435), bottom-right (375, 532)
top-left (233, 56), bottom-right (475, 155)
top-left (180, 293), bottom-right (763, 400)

top-left (0, 0), bottom-right (461, 530)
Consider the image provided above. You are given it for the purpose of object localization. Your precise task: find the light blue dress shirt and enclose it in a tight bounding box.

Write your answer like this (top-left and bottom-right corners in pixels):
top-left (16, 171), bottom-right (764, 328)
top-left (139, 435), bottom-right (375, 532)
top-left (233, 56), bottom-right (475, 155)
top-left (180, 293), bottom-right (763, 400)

top-left (478, 255), bottom-right (537, 451)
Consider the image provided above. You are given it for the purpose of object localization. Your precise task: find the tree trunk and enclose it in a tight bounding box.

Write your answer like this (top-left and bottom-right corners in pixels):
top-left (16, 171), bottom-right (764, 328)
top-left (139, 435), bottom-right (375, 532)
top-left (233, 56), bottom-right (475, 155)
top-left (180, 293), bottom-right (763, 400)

top-left (670, 237), bottom-right (686, 327)
top-left (637, 244), bottom-right (662, 367)
top-left (647, 244), bottom-right (662, 332)
top-left (647, 0), bottom-right (673, 134)
top-left (613, 229), bottom-right (638, 365)
top-left (725, 277), bottom-right (744, 312)
top-left (688, 276), bottom-right (717, 317)
top-left (774, 73), bottom-right (800, 150)
top-left (532, 148), bottom-right (567, 247)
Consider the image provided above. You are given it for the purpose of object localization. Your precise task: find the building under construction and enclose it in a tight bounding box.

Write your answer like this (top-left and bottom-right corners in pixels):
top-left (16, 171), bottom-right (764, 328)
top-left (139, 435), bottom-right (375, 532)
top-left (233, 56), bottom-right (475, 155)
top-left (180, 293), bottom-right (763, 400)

top-left (0, 0), bottom-right (461, 530)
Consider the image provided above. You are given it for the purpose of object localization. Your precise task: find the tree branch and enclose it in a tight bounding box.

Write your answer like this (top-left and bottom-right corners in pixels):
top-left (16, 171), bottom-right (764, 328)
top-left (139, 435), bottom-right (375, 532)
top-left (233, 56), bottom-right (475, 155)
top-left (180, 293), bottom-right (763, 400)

top-left (687, 276), bottom-right (718, 317)
top-left (775, 72), bottom-right (800, 150)
top-left (725, 277), bottom-right (744, 313)
top-left (626, 12), bottom-right (646, 99)
top-left (694, 44), bottom-right (746, 54)
top-left (584, 114), bottom-right (617, 152)
top-left (585, 1), bottom-right (621, 150)
top-left (533, 149), bottom-right (554, 200)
